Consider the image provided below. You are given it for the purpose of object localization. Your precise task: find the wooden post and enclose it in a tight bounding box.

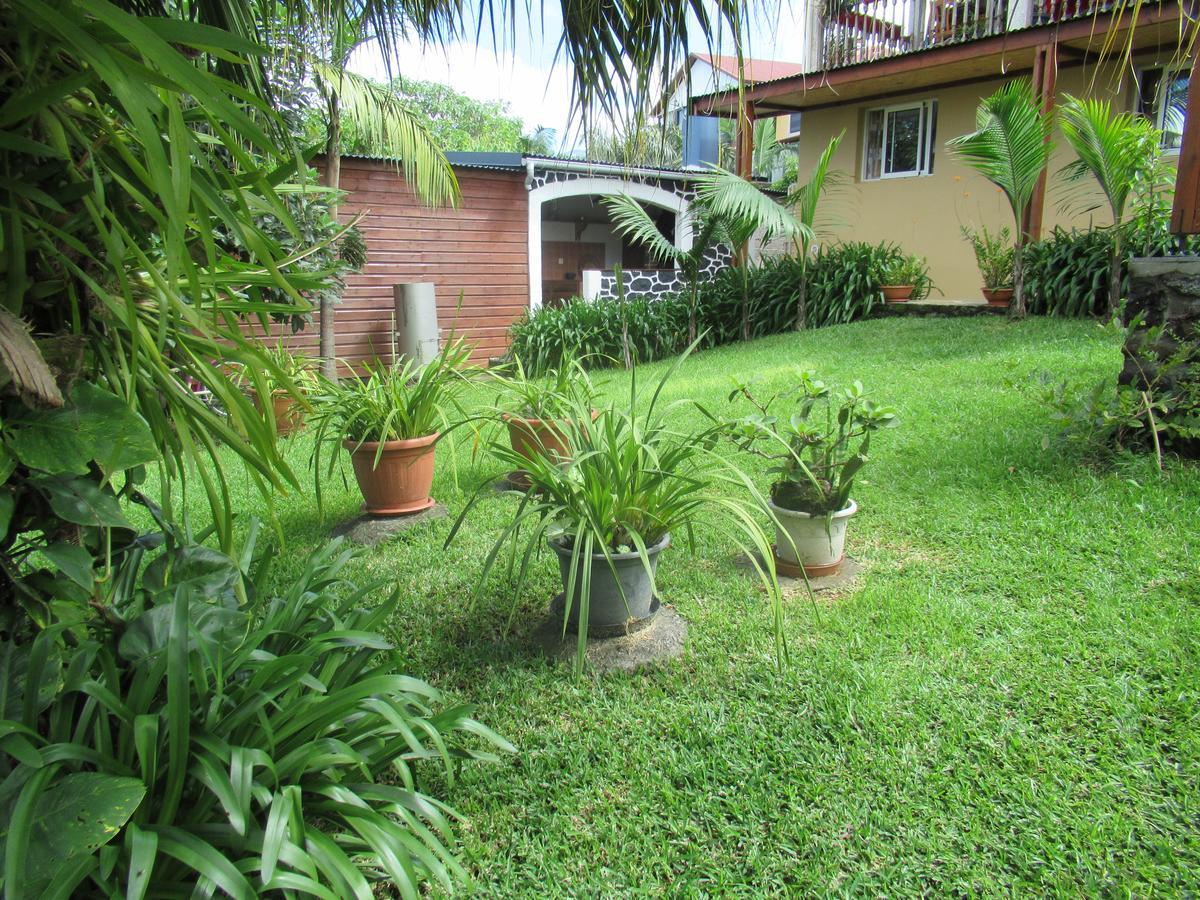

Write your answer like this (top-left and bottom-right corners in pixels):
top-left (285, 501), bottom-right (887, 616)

top-left (734, 100), bottom-right (756, 267)
top-left (735, 100), bottom-right (756, 180)
top-left (1021, 41), bottom-right (1057, 241)
top-left (1170, 46), bottom-right (1200, 235)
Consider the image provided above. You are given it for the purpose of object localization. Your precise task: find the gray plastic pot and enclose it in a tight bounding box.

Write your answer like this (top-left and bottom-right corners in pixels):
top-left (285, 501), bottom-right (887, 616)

top-left (551, 533), bottom-right (670, 630)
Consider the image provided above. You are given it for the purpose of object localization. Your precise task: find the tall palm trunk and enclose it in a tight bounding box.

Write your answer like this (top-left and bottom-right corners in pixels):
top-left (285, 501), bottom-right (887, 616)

top-left (1011, 237), bottom-right (1026, 318)
top-left (320, 92), bottom-right (341, 380)
top-left (687, 278), bottom-right (698, 345)
top-left (794, 255), bottom-right (808, 331)
top-left (740, 264), bottom-right (751, 342)
top-left (1108, 229), bottom-right (1123, 318)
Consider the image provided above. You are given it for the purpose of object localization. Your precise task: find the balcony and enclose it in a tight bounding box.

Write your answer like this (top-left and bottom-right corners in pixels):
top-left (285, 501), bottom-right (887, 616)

top-left (820, 0), bottom-right (1113, 71)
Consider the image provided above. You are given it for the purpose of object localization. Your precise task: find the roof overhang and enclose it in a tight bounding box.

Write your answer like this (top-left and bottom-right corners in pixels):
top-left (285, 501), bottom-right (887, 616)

top-left (692, 5), bottom-right (1189, 117)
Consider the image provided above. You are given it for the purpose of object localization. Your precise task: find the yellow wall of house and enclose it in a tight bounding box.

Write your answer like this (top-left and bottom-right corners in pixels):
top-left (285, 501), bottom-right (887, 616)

top-left (776, 61), bottom-right (1176, 300)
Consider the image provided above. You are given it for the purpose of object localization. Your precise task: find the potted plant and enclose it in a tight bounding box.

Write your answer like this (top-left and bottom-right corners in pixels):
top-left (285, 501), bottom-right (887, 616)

top-left (491, 358), bottom-right (597, 489)
top-left (447, 350), bottom-right (783, 672)
top-left (721, 371), bottom-right (898, 577)
top-left (878, 253), bottom-right (931, 302)
top-left (240, 342), bottom-right (317, 435)
top-left (310, 340), bottom-right (473, 516)
top-left (962, 224), bottom-right (1016, 306)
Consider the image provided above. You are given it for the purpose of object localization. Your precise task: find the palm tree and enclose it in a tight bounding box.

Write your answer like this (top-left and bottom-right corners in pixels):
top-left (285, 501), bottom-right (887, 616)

top-left (784, 132), bottom-right (843, 330)
top-left (279, 12), bottom-right (458, 378)
top-left (946, 80), bottom-right (1053, 318)
top-left (1059, 94), bottom-right (1163, 317)
top-left (605, 170), bottom-right (807, 345)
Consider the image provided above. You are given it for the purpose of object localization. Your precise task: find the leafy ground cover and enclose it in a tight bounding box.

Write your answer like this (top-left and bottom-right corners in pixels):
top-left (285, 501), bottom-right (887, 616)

top-left (201, 316), bottom-right (1199, 895)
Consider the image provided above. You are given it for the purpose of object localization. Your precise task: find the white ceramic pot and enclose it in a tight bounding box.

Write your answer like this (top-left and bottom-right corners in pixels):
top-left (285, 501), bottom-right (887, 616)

top-left (768, 498), bottom-right (858, 572)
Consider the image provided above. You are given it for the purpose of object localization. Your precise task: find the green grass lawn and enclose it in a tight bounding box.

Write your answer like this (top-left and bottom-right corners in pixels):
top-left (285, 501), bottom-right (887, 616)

top-left (217, 316), bottom-right (1200, 895)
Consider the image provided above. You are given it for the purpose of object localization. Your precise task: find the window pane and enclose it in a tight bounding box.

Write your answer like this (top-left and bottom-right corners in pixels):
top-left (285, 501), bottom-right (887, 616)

top-left (864, 109), bottom-right (883, 180)
top-left (789, 112), bottom-right (802, 134)
top-left (1160, 72), bottom-right (1189, 150)
top-left (926, 101), bottom-right (938, 174)
top-left (885, 107), bottom-right (922, 174)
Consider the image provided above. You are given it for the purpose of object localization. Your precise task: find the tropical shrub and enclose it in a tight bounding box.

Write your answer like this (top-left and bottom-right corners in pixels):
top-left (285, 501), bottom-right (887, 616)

top-left (1023, 219), bottom-right (1200, 317)
top-left (717, 371), bottom-right (899, 514)
top-left (0, 531), bottom-right (511, 897)
top-left (507, 242), bottom-right (918, 375)
top-left (877, 253), bottom-right (932, 290)
top-left (1037, 315), bottom-right (1200, 463)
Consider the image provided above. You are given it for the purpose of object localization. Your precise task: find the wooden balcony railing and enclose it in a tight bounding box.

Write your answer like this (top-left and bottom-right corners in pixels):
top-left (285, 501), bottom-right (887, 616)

top-left (820, 0), bottom-right (1113, 69)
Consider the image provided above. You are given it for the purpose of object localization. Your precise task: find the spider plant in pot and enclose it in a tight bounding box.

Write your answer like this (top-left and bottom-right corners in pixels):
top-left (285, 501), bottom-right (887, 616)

top-left (447, 349), bottom-right (785, 672)
top-left (878, 253), bottom-right (930, 302)
top-left (721, 371), bottom-right (898, 577)
top-left (310, 339), bottom-right (473, 516)
top-left (491, 356), bottom-right (598, 489)
top-left (239, 342), bottom-right (318, 436)
top-left (961, 223), bottom-right (1016, 306)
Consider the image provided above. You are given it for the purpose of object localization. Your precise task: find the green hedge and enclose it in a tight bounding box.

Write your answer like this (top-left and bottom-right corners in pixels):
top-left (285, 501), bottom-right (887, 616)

top-left (508, 241), bottom-right (920, 373)
top-left (1023, 219), bottom-right (1199, 317)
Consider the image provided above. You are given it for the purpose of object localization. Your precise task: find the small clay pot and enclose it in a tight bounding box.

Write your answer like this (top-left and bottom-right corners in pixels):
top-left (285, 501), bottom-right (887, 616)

top-left (504, 415), bottom-right (573, 465)
top-left (270, 393), bottom-right (304, 435)
top-left (982, 287), bottom-right (1014, 307)
top-left (343, 433), bottom-right (438, 516)
top-left (881, 285), bottom-right (915, 302)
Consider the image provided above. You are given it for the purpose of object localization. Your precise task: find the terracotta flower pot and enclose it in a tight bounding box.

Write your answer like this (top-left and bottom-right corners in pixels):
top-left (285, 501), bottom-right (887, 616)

top-left (270, 392), bottom-right (304, 435)
top-left (503, 410), bottom-right (597, 490)
top-left (504, 415), bottom-right (573, 464)
top-left (982, 286), bottom-right (1013, 307)
top-left (881, 284), bottom-right (915, 302)
top-left (343, 433), bottom-right (438, 516)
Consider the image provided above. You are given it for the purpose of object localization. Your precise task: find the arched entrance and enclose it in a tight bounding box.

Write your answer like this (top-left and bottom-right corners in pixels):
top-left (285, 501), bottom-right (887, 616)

top-left (527, 176), bottom-right (694, 309)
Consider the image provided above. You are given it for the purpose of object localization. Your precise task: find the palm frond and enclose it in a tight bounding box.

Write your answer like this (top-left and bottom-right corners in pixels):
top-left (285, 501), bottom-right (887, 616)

top-left (1058, 94), bottom-right (1154, 225)
top-left (603, 195), bottom-right (682, 266)
top-left (945, 80), bottom-right (1053, 227)
top-left (692, 168), bottom-right (809, 246)
top-left (313, 62), bottom-right (459, 207)
top-left (789, 132), bottom-right (844, 240)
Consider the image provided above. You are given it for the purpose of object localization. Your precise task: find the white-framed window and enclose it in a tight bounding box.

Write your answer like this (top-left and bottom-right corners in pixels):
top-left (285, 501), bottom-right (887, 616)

top-left (1139, 66), bottom-right (1189, 151)
top-left (862, 99), bottom-right (938, 181)
top-left (786, 112), bottom-right (802, 136)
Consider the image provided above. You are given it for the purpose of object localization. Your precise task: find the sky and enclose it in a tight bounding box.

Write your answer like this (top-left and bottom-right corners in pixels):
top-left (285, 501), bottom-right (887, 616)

top-left (348, 2), bottom-right (813, 152)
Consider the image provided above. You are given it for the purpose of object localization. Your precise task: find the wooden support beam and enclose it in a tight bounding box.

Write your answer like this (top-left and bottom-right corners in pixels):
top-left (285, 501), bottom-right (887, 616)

top-left (1022, 41), bottom-right (1057, 242)
top-left (735, 100), bottom-right (756, 180)
top-left (734, 101), bottom-right (756, 266)
top-left (1171, 45), bottom-right (1200, 235)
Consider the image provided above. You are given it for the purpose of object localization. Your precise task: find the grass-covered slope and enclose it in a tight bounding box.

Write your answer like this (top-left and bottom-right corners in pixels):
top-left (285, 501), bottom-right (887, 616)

top-left (225, 317), bottom-right (1200, 894)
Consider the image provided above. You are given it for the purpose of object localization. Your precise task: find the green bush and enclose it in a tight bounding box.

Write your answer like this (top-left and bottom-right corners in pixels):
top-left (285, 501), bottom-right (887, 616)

top-left (1023, 219), bottom-right (1200, 317)
top-left (1, 531), bottom-right (510, 897)
top-left (508, 241), bottom-right (919, 374)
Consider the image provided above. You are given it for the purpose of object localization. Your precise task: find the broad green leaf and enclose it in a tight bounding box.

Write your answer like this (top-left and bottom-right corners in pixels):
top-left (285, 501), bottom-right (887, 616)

top-left (41, 543), bottom-right (96, 591)
top-left (32, 476), bottom-right (131, 528)
top-left (0, 772), bottom-right (144, 896)
top-left (5, 381), bottom-right (155, 476)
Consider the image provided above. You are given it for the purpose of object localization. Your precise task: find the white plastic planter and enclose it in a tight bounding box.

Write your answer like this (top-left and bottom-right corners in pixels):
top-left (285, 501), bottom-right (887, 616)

top-left (768, 498), bottom-right (858, 575)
